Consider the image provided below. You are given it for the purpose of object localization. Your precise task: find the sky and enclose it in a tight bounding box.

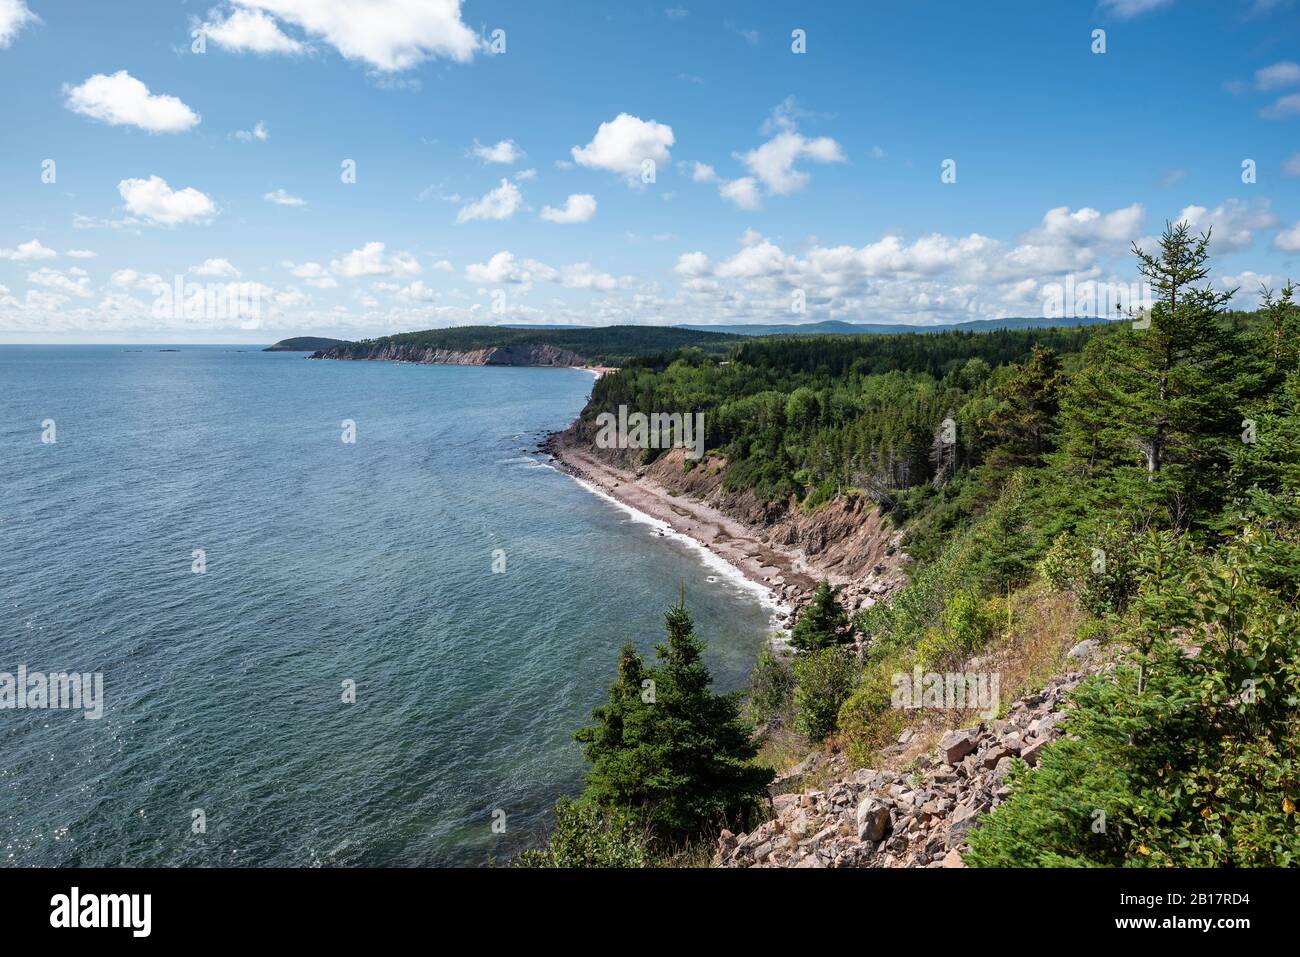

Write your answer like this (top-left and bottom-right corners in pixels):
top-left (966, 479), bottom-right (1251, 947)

top-left (0, 0), bottom-right (1298, 343)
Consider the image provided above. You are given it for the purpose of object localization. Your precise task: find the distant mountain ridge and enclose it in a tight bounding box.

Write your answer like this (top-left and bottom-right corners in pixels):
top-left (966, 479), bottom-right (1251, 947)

top-left (676, 317), bottom-right (1114, 337)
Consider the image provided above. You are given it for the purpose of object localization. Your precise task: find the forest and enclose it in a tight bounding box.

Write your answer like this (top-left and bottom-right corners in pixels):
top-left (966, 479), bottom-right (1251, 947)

top-left (525, 223), bottom-right (1300, 868)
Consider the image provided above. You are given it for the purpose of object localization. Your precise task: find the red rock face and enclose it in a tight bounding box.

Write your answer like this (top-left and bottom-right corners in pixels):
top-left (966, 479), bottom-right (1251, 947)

top-left (311, 342), bottom-right (589, 367)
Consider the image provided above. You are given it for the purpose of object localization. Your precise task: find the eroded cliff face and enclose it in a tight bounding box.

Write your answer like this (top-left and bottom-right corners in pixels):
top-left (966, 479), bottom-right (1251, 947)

top-left (310, 342), bottom-right (589, 367)
top-left (563, 421), bottom-right (909, 611)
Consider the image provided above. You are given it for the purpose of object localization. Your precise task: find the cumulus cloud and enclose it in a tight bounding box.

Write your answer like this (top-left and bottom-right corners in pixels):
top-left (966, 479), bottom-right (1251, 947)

top-left (465, 251), bottom-right (620, 290)
top-left (28, 267), bottom-right (92, 298)
top-left (1169, 200), bottom-right (1278, 253)
top-left (719, 176), bottom-right (762, 210)
top-left (330, 242), bottom-right (421, 277)
top-left (234, 120), bottom-right (270, 142)
top-left (65, 249), bottom-right (97, 259)
top-left (0, 0), bottom-right (36, 48)
top-left (1260, 92), bottom-right (1300, 119)
top-left (456, 179), bottom-right (523, 223)
top-left (0, 239), bottom-right (57, 261)
top-left (118, 176), bottom-right (217, 225)
top-left (1273, 221), bottom-right (1300, 252)
top-left (201, 6), bottom-right (307, 54)
top-left (1255, 60), bottom-right (1300, 90)
top-left (540, 194), bottom-right (597, 224)
top-left (264, 188), bottom-right (307, 206)
top-left (1099, 0), bottom-right (1173, 17)
top-left (206, 0), bottom-right (481, 71)
top-left (282, 260), bottom-right (337, 288)
top-left (191, 258), bottom-right (241, 278)
top-left (64, 71), bottom-right (200, 133)
top-left (470, 138), bottom-right (523, 164)
top-left (571, 113), bottom-right (675, 186)
top-left (685, 161), bottom-right (717, 183)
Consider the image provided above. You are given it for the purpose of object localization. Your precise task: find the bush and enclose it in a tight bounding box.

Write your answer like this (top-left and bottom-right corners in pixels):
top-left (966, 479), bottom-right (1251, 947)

top-left (837, 658), bottom-right (910, 766)
top-left (746, 644), bottom-right (793, 728)
top-left (790, 580), bottom-right (850, 652)
top-left (513, 799), bottom-right (649, 868)
top-left (915, 589), bottom-right (997, 668)
top-left (792, 646), bottom-right (857, 743)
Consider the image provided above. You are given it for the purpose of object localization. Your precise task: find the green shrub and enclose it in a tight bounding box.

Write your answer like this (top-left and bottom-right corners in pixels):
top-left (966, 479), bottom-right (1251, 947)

top-left (837, 658), bottom-right (910, 766)
top-left (746, 644), bottom-right (793, 728)
top-left (792, 646), bottom-right (857, 743)
top-left (513, 799), bottom-right (649, 868)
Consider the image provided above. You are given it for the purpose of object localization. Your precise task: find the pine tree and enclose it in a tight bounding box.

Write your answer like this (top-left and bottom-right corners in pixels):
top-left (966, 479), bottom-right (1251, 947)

top-left (789, 580), bottom-right (850, 652)
top-left (574, 603), bottom-right (774, 845)
top-left (982, 345), bottom-right (1063, 470)
top-left (1056, 221), bottom-right (1255, 525)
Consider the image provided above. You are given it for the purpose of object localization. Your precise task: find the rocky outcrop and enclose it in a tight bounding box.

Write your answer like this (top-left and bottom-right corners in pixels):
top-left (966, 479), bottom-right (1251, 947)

top-left (311, 342), bottom-right (588, 367)
top-left (714, 663), bottom-right (1101, 869)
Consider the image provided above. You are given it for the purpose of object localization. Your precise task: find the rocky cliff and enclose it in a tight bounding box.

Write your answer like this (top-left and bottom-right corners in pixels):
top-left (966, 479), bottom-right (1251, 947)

top-left (715, 641), bottom-right (1105, 868)
top-left (311, 342), bottom-right (589, 367)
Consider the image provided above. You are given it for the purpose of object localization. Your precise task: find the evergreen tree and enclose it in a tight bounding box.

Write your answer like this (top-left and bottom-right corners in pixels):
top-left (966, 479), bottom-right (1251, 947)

top-left (1056, 222), bottom-right (1253, 524)
top-left (789, 580), bottom-right (851, 652)
top-left (982, 345), bottom-right (1063, 470)
top-left (574, 603), bottom-right (774, 845)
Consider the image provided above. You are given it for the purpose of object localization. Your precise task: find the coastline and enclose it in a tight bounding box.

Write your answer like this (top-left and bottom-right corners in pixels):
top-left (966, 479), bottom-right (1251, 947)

top-left (541, 427), bottom-right (838, 639)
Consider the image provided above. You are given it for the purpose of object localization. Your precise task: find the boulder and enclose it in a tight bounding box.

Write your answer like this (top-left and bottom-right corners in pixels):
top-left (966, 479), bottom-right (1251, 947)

top-left (856, 797), bottom-right (892, 842)
top-left (939, 727), bottom-right (981, 765)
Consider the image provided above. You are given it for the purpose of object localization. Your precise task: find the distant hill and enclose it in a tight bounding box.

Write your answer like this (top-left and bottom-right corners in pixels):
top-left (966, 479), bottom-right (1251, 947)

top-left (264, 337), bottom-right (346, 352)
top-left (678, 317), bottom-right (1114, 337)
top-left (312, 325), bottom-right (744, 366)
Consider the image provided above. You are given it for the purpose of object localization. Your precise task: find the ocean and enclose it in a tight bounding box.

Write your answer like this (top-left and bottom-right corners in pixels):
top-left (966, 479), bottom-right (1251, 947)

top-left (0, 346), bottom-right (776, 866)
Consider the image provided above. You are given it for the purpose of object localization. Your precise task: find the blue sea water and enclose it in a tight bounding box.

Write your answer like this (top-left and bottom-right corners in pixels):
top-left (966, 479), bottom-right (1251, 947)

top-left (0, 346), bottom-right (776, 866)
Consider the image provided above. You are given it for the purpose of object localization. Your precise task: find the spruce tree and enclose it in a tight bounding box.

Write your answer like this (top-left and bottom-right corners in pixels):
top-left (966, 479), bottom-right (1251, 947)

top-left (789, 580), bottom-right (850, 652)
top-left (574, 603), bottom-right (774, 845)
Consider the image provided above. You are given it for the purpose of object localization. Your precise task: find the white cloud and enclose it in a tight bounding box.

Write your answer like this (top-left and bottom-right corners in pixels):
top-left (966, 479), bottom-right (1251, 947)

top-left (65, 249), bottom-right (97, 259)
top-left (110, 268), bottom-right (164, 290)
top-left (28, 267), bottom-right (92, 298)
top-left (687, 161), bottom-right (717, 183)
top-left (282, 260), bottom-right (337, 288)
top-left (1285, 153), bottom-right (1300, 177)
top-left (1173, 200), bottom-right (1277, 253)
top-left (202, 7), bottom-right (307, 54)
top-left (331, 242), bottom-right (421, 277)
top-left (235, 120), bottom-right (270, 142)
top-left (466, 251), bottom-right (529, 284)
top-left (456, 179), bottom-right (523, 223)
top-left (571, 113), bottom-right (675, 185)
top-left (64, 71), bottom-right (200, 133)
top-left (1273, 221), bottom-right (1300, 252)
top-left (1261, 92), bottom-right (1300, 119)
top-left (1256, 60), bottom-right (1300, 90)
top-left (0, 0), bottom-right (36, 48)
top-left (264, 188), bottom-right (307, 206)
top-left (191, 258), bottom-right (241, 278)
top-left (470, 138), bottom-right (523, 164)
top-left (0, 239), bottom-right (57, 261)
top-left (214, 0), bottom-right (481, 71)
top-left (719, 177), bottom-right (761, 210)
top-left (1099, 0), bottom-right (1173, 18)
top-left (540, 194), bottom-right (597, 224)
top-left (118, 176), bottom-right (217, 225)
top-left (738, 129), bottom-right (846, 196)
top-left (514, 168), bottom-right (537, 182)
top-left (870, 145), bottom-right (886, 160)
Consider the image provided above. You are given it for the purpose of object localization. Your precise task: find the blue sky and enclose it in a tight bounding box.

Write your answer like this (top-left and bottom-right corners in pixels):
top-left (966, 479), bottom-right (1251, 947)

top-left (0, 0), bottom-right (1297, 342)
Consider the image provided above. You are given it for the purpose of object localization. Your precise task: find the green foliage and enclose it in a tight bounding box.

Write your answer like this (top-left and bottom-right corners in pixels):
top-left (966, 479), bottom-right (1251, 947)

top-left (792, 646), bottom-right (858, 743)
top-left (746, 645), bottom-right (793, 728)
top-left (968, 516), bottom-right (1300, 867)
top-left (916, 589), bottom-right (998, 669)
top-left (331, 324), bottom-right (741, 366)
top-left (573, 603), bottom-right (774, 846)
top-left (789, 580), bottom-right (850, 652)
top-left (513, 799), bottom-right (649, 868)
